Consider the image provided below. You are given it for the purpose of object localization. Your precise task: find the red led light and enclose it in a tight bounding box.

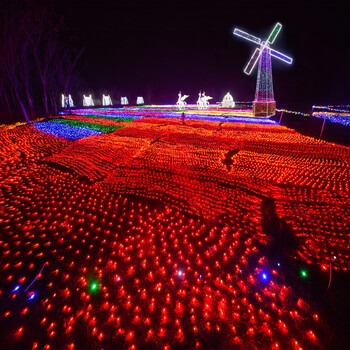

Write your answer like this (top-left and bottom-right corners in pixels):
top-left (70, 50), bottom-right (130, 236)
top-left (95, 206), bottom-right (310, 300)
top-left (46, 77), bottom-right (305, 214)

top-left (0, 115), bottom-right (345, 349)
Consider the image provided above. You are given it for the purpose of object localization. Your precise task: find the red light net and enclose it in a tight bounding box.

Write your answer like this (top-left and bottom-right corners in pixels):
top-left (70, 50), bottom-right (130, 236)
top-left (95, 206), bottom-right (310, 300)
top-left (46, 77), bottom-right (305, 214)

top-left (0, 117), bottom-right (349, 349)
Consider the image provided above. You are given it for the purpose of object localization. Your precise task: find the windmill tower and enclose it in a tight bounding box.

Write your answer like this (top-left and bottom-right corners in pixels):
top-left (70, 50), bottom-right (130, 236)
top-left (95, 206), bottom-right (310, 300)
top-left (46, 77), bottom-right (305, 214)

top-left (233, 23), bottom-right (293, 117)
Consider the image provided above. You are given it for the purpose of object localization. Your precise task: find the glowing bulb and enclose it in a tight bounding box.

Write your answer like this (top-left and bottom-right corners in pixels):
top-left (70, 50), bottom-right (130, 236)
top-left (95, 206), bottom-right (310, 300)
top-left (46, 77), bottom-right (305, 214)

top-left (12, 285), bottom-right (20, 292)
top-left (27, 292), bottom-right (35, 301)
top-left (300, 269), bottom-right (308, 278)
top-left (89, 281), bottom-right (99, 293)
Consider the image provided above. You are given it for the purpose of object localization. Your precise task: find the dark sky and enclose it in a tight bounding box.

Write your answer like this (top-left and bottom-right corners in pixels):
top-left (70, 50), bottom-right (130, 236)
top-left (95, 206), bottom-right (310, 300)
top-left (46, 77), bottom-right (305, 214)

top-left (55, 0), bottom-right (350, 111)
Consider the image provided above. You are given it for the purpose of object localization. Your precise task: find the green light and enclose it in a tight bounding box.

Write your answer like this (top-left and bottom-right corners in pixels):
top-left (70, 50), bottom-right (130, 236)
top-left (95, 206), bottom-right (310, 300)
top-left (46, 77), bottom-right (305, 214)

top-left (89, 281), bottom-right (99, 293)
top-left (300, 269), bottom-right (308, 278)
top-left (267, 23), bottom-right (282, 44)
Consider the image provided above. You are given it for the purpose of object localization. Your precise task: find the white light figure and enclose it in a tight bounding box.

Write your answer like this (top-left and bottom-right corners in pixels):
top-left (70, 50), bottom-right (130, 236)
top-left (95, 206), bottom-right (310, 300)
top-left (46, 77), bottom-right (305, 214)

top-left (197, 91), bottom-right (204, 109)
top-left (222, 92), bottom-right (235, 108)
top-left (233, 23), bottom-right (293, 117)
top-left (102, 94), bottom-right (113, 106)
top-left (83, 95), bottom-right (94, 107)
top-left (176, 91), bottom-right (189, 110)
top-left (197, 91), bottom-right (212, 109)
top-left (61, 94), bottom-right (74, 108)
top-left (136, 96), bottom-right (144, 105)
top-left (121, 97), bottom-right (129, 105)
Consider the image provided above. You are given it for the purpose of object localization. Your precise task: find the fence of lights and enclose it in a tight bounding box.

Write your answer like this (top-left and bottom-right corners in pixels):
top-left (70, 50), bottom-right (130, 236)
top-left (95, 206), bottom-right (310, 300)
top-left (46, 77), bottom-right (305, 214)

top-left (61, 94), bottom-right (74, 108)
top-left (276, 109), bottom-right (310, 117)
top-left (83, 94), bottom-right (94, 107)
top-left (136, 96), bottom-right (144, 105)
top-left (121, 97), bottom-right (129, 105)
top-left (102, 95), bottom-right (113, 106)
top-left (311, 105), bottom-right (350, 127)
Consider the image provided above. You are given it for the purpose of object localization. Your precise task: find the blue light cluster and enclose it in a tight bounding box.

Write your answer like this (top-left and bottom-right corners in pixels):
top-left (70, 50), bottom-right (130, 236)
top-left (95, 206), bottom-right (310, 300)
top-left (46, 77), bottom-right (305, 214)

top-left (27, 292), bottom-right (36, 301)
top-left (312, 113), bottom-right (350, 127)
top-left (260, 271), bottom-right (270, 282)
top-left (311, 105), bottom-right (350, 126)
top-left (34, 122), bottom-right (102, 140)
top-left (12, 285), bottom-right (20, 293)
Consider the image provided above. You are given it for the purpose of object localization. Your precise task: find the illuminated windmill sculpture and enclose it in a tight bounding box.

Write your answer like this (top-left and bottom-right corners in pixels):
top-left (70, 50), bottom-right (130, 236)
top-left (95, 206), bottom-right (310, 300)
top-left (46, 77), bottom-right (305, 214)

top-left (234, 23), bottom-right (292, 117)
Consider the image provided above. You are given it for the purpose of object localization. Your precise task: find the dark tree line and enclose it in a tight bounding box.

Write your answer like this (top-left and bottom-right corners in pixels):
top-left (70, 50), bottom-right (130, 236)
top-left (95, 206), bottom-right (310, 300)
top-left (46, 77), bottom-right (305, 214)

top-left (0, 0), bottom-right (84, 124)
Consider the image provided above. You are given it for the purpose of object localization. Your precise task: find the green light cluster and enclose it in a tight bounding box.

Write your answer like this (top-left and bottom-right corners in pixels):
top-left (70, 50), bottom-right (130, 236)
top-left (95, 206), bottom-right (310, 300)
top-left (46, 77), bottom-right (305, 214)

top-left (300, 269), bottom-right (308, 279)
top-left (50, 119), bottom-right (125, 133)
top-left (89, 281), bottom-right (99, 293)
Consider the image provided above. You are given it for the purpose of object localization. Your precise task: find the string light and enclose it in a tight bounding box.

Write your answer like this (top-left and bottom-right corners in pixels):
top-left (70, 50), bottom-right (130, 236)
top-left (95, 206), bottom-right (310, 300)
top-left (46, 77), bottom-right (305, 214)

top-left (0, 105), bottom-right (347, 350)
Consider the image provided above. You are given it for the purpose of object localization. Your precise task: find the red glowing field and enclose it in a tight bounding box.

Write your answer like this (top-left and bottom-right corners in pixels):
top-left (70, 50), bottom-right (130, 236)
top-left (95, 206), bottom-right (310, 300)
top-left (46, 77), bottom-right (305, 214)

top-left (0, 116), bottom-right (349, 349)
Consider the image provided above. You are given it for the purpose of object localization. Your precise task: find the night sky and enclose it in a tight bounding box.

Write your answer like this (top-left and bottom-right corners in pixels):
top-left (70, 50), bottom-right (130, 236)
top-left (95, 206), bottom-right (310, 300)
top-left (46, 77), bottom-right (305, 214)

top-left (54, 0), bottom-right (350, 111)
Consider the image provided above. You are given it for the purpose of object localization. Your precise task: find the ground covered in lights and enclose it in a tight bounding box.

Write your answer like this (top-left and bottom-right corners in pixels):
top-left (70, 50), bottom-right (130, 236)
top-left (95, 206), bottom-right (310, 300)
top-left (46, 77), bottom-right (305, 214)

top-left (1, 107), bottom-right (350, 349)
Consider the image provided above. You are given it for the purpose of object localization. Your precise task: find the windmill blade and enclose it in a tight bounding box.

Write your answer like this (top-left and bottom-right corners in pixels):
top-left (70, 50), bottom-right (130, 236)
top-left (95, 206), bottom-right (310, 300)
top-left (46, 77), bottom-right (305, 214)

top-left (270, 48), bottom-right (293, 64)
top-left (267, 22), bottom-right (282, 44)
top-left (244, 48), bottom-right (262, 75)
top-left (233, 28), bottom-right (261, 45)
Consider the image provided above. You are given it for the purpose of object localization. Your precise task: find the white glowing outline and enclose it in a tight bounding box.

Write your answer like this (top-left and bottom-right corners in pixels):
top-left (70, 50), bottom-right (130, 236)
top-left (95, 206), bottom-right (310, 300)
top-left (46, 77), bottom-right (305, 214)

top-left (176, 92), bottom-right (189, 109)
top-left (136, 96), bottom-right (144, 105)
top-left (222, 92), bottom-right (235, 108)
top-left (83, 95), bottom-right (94, 107)
top-left (61, 94), bottom-right (74, 108)
top-left (233, 24), bottom-right (293, 75)
top-left (121, 97), bottom-right (129, 105)
top-left (197, 91), bottom-right (212, 110)
top-left (102, 94), bottom-right (113, 106)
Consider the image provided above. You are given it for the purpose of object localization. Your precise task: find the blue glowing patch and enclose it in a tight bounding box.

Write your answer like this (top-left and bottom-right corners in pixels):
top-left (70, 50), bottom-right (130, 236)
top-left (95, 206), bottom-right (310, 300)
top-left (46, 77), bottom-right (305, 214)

top-left (34, 122), bottom-right (102, 140)
top-left (260, 271), bottom-right (269, 282)
top-left (27, 292), bottom-right (35, 301)
top-left (12, 285), bottom-right (20, 292)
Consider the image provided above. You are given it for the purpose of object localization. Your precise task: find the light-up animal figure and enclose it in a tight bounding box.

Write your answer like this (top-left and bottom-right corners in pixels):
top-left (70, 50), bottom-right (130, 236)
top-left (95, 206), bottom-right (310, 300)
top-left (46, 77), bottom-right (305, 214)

top-left (62, 94), bottom-right (74, 108)
top-left (222, 92), bottom-right (235, 108)
top-left (197, 91), bottom-right (212, 109)
top-left (83, 95), bottom-right (94, 107)
top-left (102, 94), bottom-right (113, 106)
top-left (121, 97), bottom-right (129, 105)
top-left (136, 96), bottom-right (144, 105)
top-left (176, 92), bottom-right (189, 110)
top-left (197, 91), bottom-right (204, 109)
